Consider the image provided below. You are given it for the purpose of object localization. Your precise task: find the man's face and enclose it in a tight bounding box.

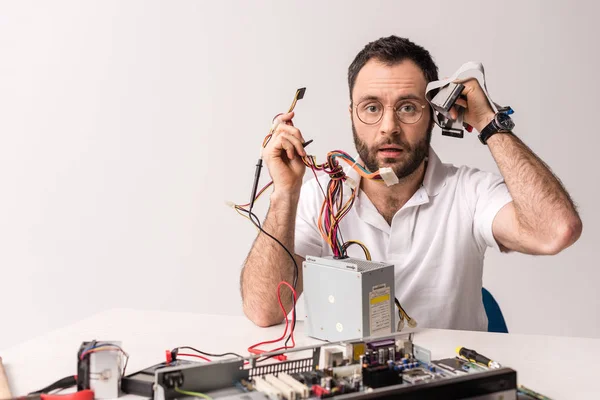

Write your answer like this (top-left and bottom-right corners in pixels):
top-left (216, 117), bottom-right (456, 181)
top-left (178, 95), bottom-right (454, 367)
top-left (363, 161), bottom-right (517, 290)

top-left (350, 59), bottom-right (433, 179)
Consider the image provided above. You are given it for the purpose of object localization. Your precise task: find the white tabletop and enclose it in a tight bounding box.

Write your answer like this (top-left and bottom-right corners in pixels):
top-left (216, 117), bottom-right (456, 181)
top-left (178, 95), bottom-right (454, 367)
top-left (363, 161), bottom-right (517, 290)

top-left (1, 308), bottom-right (598, 399)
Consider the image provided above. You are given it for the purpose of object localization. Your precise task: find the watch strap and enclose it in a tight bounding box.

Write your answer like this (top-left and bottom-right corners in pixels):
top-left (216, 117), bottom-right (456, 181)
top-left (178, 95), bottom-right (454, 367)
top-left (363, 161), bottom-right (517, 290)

top-left (478, 116), bottom-right (510, 145)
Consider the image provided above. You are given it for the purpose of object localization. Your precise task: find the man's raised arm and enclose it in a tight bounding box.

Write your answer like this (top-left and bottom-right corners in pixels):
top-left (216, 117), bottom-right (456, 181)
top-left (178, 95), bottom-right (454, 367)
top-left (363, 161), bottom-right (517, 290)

top-left (240, 111), bottom-right (308, 327)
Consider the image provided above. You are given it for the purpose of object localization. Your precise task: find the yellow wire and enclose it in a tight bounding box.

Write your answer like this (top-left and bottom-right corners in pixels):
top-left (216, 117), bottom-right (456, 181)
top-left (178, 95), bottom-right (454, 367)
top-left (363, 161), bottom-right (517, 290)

top-left (395, 300), bottom-right (417, 328)
top-left (234, 206), bottom-right (261, 232)
top-left (174, 387), bottom-right (213, 400)
top-left (343, 240), bottom-right (372, 260)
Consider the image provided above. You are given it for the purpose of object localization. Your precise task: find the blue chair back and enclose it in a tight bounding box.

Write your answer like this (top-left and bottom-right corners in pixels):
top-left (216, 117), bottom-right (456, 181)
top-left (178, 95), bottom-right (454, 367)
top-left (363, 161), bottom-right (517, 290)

top-left (482, 288), bottom-right (508, 333)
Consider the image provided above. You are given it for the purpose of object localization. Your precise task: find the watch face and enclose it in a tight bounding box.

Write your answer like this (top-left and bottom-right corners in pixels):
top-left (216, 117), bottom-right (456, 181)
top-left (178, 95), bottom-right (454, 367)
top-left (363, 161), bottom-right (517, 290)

top-left (496, 113), bottom-right (515, 130)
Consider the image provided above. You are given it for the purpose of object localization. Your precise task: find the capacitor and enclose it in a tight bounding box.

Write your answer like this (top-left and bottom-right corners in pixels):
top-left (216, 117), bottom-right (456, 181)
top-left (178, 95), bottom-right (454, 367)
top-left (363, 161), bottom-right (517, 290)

top-left (378, 349), bottom-right (385, 364)
top-left (388, 346), bottom-right (396, 361)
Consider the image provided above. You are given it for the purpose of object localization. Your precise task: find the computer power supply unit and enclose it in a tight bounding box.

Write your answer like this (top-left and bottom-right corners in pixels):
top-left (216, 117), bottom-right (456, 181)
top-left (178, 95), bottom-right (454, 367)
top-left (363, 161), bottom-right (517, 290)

top-left (302, 255), bottom-right (396, 342)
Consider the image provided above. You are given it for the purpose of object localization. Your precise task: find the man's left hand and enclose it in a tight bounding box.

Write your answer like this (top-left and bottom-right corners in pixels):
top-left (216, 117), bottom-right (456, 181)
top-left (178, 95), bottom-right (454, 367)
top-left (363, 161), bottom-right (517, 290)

top-left (449, 77), bottom-right (495, 132)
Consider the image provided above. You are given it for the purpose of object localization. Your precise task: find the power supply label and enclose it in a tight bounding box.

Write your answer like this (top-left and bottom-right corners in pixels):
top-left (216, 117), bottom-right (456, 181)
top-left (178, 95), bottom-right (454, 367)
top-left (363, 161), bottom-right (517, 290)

top-left (369, 284), bottom-right (391, 336)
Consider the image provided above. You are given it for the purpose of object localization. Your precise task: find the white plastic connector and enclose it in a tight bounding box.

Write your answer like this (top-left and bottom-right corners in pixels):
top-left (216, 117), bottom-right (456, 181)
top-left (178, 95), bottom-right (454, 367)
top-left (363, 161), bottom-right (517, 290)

top-left (253, 376), bottom-right (283, 399)
top-left (330, 364), bottom-right (361, 378)
top-left (344, 176), bottom-right (357, 190)
top-left (379, 167), bottom-right (399, 186)
top-left (277, 373), bottom-right (310, 399)
top-left (224, 201), bottom-right (236, 209)
top-left (264, 374), bottom-right (296, 400)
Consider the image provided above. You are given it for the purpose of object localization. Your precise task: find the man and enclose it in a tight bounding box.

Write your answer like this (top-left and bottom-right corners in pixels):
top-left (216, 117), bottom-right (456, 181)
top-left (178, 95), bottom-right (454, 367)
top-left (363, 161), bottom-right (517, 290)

top-left (239, 36), bottom-right (582, 331)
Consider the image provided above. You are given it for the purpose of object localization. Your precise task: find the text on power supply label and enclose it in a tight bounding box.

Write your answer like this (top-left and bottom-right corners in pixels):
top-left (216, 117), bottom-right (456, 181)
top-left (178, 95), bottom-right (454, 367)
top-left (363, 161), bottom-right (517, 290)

top-left (369, 284), bottom-right (391, 336)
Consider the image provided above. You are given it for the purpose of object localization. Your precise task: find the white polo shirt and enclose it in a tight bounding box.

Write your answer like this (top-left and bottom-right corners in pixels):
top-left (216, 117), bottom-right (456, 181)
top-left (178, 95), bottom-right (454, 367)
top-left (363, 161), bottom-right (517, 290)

top-left (294, 146), bottom-right (513, 332)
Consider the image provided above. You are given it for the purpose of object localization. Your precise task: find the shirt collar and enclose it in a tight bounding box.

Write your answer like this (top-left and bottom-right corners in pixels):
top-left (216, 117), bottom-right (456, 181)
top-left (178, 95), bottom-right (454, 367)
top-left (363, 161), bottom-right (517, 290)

top-left (422, 146), bottom-right (447, 196)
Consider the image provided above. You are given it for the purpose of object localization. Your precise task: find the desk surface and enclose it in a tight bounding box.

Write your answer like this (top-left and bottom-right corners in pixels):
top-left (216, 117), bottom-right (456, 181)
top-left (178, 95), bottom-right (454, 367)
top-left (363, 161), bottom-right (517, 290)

top-left (1, 308), bottom-right (598, 399)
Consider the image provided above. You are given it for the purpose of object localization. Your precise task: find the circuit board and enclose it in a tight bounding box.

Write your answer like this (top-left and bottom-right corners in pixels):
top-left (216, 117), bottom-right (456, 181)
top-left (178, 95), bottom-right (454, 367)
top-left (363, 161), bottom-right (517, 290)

top-left (122, 331), bottom-right (517, 400)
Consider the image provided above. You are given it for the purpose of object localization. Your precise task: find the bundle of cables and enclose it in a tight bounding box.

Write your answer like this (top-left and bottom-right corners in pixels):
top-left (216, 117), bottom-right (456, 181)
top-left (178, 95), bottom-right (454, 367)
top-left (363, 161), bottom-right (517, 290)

top-left (232, 87), bottom-right (414, 358)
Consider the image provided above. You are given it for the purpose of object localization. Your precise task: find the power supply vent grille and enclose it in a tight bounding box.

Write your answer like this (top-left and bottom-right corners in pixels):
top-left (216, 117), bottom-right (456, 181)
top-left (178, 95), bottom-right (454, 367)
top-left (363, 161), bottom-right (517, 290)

top-left (347, 258), bottom-right (389, 272)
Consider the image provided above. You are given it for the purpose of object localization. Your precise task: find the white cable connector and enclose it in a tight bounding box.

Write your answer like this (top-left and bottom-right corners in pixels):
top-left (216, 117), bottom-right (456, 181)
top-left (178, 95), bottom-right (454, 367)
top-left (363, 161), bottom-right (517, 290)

top-left (379, 167), bottom-right (399, 186)
top-left (225, 201), bottom-right (236, 208)
top-left (425, 61), bottom-right (513, 138)
top-left (344, 176), bottom-right (357, 190)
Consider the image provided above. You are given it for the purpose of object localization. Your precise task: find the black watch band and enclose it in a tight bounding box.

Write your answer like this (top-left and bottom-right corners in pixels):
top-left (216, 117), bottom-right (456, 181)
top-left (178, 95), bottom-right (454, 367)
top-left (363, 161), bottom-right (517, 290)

top-left (478, 113), bottom-right (514, 145)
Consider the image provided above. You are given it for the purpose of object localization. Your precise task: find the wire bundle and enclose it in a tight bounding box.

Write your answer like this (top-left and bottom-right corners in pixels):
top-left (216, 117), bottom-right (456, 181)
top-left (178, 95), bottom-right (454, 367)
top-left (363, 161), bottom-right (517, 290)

top-left (230, 87), bottom-right (395, 357)
top-left (395, 297), bottom-right (417, 331)
top-left (302, 150), bottom-right (385, 258)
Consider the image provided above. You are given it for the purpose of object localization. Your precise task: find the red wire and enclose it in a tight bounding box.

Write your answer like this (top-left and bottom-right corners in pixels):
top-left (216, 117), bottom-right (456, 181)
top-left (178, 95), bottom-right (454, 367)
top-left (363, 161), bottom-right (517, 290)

top-left (248, 281), bottom-right (297, 357)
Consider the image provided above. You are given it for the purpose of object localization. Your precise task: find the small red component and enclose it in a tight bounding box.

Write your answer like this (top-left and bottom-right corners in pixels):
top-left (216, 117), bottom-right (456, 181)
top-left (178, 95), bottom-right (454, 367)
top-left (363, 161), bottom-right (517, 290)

top-left (311, 385), bottom-right (329, 397)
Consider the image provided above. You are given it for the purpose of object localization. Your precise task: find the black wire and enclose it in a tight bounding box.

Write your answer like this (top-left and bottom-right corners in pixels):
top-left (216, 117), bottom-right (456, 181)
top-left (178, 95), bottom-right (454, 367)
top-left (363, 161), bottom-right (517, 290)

top-left (29, 375), bottom-right (77, 395)
top-left (173, 346), bottom-right (244, 359)
top-left (240, 207), bottom-right (298, 347)
top-left (248, 208), bottom-right (298, 346)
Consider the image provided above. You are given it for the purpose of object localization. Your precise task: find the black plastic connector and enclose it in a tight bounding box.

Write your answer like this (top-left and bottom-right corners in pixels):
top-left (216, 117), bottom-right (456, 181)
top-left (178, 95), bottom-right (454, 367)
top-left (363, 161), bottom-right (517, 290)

top-left (163, 371), bottom-right (184, 389)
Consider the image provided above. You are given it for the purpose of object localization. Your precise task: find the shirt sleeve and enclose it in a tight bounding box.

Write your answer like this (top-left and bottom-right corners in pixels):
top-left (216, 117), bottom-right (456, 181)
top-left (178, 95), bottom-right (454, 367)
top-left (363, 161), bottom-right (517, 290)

top-left (294, 178), bottom-right (325, 258)
top-left (461, 167), bottom-right (513, 252)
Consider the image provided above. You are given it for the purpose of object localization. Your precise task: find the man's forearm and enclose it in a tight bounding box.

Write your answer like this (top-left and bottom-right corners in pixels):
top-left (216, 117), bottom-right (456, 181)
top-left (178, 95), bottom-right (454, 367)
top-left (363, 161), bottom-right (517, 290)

top-left (240, 192), bottom-right (302, 327)
top-left (487, 132), bottom-right (582, 251)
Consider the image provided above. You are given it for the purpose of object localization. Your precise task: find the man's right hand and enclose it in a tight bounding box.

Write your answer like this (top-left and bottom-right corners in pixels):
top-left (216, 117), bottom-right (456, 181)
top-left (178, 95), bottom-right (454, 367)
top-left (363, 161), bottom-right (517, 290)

top-left (262, 111), bottom-right (307, 196)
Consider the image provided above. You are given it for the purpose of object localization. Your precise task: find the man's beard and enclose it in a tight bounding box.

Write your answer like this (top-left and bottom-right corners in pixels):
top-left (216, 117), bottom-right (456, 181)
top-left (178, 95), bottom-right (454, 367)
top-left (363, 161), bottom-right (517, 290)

top-left (352, 120), bottom-right (433, 180)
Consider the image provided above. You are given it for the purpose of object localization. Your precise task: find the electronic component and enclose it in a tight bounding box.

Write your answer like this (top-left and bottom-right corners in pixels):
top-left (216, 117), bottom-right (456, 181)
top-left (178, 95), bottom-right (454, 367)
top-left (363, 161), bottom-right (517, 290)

top-left (430, 82), bottom-right (465, 117)
top-left (362, 364), bottom-right (402, 389)
top-left (345, 342), bottom-right (366, 363)
top-left (402, 367), bottom-right (435, 384)
top-left (122, 360), bottom-right (196, 397)
top-left (253, 376), bottom-right (284, 399)
top-left (77, 341), bottom-right (127, 399)
top-left (265, 374), bottom-right (300, 400)
top-left (425, 61), bottom-right (514, 139)
top-left (329, 364), bottom-right (361, 379)
top-left (302, 255), bottom-right (396, 342)
top-left (379, 167), bottom-right (399, 186)
top-left (276, 373), bottom-right (310, 399)
top-left (140, 330), bottom-right (518, 400)
top-left (320, 346), bottom-right (346, 369)
top-left (413, 344), bottom-right (432, 364)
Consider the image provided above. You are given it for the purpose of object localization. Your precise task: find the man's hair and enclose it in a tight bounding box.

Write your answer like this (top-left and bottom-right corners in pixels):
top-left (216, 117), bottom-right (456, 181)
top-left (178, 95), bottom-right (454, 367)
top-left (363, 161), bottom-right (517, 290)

top-left (347, 36), bottom-right (439, 101)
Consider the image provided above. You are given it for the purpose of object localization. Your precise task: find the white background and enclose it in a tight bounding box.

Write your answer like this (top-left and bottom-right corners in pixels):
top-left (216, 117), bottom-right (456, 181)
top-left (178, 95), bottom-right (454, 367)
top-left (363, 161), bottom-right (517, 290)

top-left (0, 0), bottom-right (598, 348)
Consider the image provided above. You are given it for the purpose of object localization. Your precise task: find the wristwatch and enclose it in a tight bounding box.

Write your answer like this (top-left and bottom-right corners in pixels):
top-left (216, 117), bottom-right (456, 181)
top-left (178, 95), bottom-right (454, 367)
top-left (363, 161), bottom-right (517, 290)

top-left (478, 112), bottom-right (515, 144)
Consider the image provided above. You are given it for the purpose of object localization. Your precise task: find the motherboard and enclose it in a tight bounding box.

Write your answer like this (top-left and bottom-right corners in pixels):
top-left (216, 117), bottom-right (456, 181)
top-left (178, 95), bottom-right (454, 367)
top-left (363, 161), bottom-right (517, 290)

top-left (122, 331), bottom-right (517, 400)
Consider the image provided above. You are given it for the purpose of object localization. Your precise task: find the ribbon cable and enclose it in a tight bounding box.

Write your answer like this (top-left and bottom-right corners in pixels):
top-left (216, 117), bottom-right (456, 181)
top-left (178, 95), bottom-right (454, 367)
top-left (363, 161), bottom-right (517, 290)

top-left (425, 61), bottom-right (513, 138)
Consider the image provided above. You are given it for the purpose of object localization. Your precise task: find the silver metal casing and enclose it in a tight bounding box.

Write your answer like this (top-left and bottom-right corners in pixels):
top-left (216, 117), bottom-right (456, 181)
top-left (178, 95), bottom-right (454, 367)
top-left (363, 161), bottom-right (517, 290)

top-left (302, 255), bottom-right (395, 342)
